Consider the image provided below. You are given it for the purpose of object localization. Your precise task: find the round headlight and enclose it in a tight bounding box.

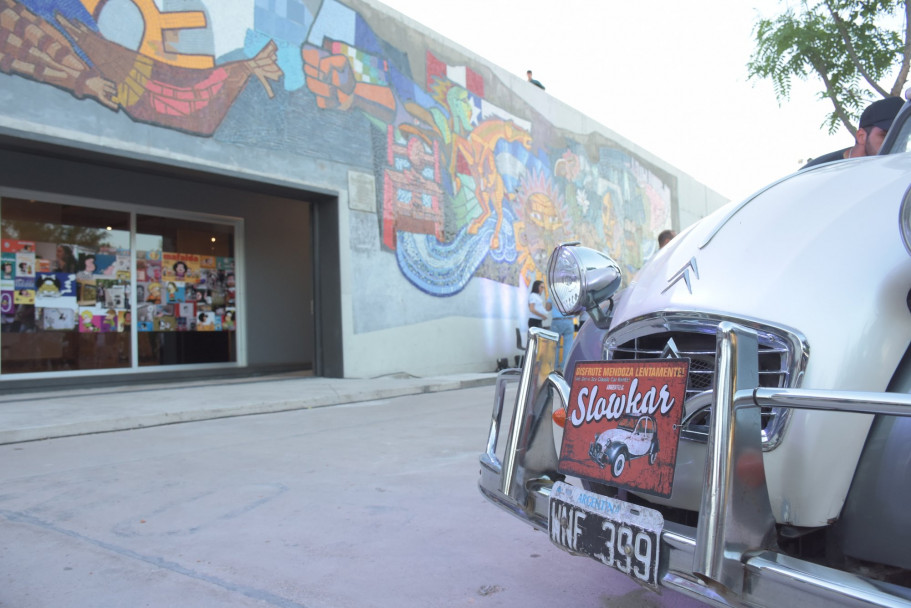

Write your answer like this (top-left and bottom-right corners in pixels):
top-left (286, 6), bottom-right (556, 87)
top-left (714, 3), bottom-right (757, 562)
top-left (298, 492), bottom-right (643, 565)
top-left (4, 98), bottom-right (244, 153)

top-left (547, 243), bottom-right (622, 319)
top-left (548, 245), bottom-right (584, 314)
top-left (900, 184), bottom-right (911, 256)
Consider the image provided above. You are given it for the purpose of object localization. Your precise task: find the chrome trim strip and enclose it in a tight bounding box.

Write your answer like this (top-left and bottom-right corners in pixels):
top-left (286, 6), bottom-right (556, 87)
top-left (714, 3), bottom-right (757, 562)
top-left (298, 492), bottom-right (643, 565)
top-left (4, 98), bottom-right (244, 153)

top-left (751, 386), bottom-right (911, 416)
top-left (745, 552), bottom-right (911, 607)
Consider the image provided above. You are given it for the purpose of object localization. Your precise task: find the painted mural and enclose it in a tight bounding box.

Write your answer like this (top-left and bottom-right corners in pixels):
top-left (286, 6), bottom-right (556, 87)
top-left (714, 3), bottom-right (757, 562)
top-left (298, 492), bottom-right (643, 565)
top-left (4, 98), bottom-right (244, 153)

top-left (0, 0), bottom-right (674, 296)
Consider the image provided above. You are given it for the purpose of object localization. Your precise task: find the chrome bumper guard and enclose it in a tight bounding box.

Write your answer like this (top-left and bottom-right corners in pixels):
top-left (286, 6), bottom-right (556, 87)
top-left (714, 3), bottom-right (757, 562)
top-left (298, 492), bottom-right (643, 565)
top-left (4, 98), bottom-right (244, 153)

top-left (479, 322), bottom-right (911, 608)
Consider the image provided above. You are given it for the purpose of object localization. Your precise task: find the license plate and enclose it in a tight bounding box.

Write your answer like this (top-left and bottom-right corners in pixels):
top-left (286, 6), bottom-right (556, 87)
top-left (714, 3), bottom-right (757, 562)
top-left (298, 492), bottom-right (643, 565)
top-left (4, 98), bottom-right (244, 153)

top-left (549, 481), bottom-right (664, 590)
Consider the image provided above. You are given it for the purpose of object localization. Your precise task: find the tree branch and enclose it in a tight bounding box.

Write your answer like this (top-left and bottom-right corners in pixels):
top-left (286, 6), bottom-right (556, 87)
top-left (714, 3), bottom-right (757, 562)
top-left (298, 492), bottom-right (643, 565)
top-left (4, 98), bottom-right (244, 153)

top-left (824, 0), bottom-right (890, 96)
top-left (811, 55), bottom-right (858, 134)
top-left (890, 1), bottom-right (911, 96)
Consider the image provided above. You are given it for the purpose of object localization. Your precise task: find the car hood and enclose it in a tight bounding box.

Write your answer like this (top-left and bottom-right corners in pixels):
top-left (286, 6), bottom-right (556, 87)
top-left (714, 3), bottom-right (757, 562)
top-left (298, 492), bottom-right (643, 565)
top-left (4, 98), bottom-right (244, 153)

top-left (613, 154), bottom-right (911, 392)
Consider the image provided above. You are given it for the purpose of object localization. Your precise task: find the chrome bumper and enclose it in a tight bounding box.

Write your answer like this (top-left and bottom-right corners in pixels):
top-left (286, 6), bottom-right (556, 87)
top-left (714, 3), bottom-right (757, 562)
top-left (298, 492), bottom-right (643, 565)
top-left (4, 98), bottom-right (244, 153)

top-left (479, 323), bottom-right (911, 608)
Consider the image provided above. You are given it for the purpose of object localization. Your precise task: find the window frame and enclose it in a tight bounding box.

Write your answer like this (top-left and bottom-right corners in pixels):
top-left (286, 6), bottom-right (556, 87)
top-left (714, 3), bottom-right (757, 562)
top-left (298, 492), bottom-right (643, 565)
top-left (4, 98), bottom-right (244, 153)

top-left (0, 186), bottom-right (246, 381)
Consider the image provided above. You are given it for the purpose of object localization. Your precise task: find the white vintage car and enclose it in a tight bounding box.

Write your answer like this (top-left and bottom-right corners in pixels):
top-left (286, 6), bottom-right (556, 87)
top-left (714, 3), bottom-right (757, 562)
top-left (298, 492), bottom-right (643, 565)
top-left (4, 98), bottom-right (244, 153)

top-left (589, 414), bottom-right (659, 477)
top-left (480, 101), bottom-right (911, 606)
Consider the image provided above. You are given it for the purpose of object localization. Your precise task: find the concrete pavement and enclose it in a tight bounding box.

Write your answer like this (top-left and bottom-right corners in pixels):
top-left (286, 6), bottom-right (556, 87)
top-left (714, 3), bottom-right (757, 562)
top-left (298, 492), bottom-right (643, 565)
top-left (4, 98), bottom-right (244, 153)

top-left (0, 371), bottom-right (497, 445)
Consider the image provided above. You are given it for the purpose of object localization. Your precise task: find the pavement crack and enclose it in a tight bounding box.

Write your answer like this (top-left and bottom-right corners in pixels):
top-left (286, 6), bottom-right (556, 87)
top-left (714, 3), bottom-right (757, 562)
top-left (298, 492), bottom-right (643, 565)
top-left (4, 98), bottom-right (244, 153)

top-left (0, 508), bottom-right (311, 608)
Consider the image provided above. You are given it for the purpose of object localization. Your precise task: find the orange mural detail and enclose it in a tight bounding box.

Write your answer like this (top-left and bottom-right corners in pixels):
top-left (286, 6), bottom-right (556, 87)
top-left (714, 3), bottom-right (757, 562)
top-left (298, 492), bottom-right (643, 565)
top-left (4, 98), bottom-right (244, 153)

top-left (301, 43), bottom-right (396, 123)
top-left (452, 119), bottom-right (531, 249)
top-left (80, 0), bottom-right (212, 69)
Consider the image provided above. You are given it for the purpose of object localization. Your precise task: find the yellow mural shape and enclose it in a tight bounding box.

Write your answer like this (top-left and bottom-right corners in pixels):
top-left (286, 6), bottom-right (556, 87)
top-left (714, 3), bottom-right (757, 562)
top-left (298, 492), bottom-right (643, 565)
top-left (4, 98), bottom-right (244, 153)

top-left (80, 0), bottom-right (213, 69)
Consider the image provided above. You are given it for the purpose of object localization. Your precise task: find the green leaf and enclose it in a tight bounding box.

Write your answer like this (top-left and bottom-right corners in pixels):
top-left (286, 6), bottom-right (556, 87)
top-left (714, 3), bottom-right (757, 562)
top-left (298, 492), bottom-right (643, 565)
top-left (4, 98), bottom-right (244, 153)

top-left (748, 0), bottom-right (909, 134)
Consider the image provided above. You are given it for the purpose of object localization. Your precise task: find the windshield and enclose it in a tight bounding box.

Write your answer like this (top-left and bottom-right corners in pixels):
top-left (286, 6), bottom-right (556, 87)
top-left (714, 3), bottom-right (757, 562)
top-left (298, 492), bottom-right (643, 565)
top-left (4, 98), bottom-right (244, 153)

top-left (617, 415), bottom-right (639, 431)
top-left (880, 101), bottom-right (911, 156)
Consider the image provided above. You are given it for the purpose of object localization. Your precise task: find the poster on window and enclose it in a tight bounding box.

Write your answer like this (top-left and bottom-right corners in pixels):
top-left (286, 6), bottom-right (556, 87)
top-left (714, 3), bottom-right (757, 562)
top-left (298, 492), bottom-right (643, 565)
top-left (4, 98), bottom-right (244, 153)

top-left (35, 273), bottom-right (77, 308)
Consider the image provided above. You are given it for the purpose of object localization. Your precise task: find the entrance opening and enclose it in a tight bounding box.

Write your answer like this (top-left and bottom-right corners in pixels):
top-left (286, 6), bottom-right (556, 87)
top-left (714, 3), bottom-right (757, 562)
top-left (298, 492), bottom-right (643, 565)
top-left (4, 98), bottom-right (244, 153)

top-left (0, 143), bottom-right (341, 388)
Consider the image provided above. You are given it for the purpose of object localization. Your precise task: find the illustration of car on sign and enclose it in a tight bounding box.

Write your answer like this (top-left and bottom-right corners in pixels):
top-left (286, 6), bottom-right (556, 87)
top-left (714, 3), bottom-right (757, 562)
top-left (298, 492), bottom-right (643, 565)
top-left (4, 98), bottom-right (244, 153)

top-left (588, 414), bottom-right (659, 476)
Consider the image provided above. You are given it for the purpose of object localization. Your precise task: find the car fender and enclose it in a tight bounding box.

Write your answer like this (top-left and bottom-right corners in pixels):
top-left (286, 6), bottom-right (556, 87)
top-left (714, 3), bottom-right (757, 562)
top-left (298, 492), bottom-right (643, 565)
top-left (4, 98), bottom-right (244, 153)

top-left (834, 344), bottom-right (911, 570)
top-left (604, 441), bottom-right (627, 464)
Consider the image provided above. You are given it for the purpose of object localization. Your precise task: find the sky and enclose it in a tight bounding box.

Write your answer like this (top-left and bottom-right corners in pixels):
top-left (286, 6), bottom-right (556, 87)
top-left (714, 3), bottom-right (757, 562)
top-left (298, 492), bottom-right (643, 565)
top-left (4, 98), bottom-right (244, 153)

top-left (374, 0), bottom-right (864, 203)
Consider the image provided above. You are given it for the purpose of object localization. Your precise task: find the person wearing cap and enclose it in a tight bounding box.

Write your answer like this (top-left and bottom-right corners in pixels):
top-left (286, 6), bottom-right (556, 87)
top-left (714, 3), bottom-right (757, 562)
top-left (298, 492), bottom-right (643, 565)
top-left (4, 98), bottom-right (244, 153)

top-left (802, 96), bottom-right (905, 168)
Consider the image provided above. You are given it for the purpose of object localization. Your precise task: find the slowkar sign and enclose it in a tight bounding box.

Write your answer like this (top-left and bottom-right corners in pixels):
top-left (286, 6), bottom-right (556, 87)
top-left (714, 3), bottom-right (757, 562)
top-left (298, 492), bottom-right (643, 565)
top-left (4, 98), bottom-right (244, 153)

top-left (558, 359), bottom-right (689, 498)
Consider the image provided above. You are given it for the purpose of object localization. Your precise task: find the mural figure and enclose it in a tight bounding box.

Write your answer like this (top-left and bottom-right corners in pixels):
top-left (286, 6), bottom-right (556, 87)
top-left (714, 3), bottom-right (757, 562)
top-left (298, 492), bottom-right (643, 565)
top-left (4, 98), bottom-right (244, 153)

top-left (0, 0), bottom-right (282, 135)
top-left (513, 169), bottom-right (569, 285)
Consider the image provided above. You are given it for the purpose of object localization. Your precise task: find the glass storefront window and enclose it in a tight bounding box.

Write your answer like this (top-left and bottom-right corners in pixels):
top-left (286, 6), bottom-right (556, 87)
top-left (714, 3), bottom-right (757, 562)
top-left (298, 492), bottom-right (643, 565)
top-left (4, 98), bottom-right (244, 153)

top-left (135, 215), bottom-right (236, 367)
top-left (1, 197), bottom-right (238, 375)
top-left (1, 198), bottom-right (131, 372)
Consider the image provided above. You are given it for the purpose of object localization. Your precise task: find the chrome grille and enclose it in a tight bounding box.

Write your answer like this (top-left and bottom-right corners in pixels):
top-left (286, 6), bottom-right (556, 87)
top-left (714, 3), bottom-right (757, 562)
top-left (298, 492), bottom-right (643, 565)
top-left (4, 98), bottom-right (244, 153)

top-left (606, 331), bottom-right (791, 401)
top-left (603, 315), bottom-right (808, 450)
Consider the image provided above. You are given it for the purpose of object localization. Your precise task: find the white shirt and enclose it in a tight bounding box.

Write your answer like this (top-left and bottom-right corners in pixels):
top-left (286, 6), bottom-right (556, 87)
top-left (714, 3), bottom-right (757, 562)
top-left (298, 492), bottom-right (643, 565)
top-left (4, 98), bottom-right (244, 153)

top-left (529, 291), bottom-right (547, 320)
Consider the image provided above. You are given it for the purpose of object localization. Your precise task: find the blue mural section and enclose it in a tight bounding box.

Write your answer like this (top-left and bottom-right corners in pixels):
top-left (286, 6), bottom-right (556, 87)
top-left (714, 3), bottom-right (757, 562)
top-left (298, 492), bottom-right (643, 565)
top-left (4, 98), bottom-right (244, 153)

top-left (0, 0), bottom-right (674, 297)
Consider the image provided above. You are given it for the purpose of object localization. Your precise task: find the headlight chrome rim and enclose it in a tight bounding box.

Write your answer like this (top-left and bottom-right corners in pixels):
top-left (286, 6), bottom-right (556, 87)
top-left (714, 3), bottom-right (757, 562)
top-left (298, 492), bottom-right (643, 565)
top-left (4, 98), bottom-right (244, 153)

top-left (900, 184), bottom-right (911, 257)
top-left (547, 242), bottom-right (585, 315)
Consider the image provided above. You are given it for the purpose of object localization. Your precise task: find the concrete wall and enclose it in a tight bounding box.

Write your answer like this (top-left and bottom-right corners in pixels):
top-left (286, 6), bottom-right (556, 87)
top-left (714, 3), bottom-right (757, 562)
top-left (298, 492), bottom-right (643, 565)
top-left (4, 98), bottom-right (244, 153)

top-left (0, 0), bottom-right (727, 379)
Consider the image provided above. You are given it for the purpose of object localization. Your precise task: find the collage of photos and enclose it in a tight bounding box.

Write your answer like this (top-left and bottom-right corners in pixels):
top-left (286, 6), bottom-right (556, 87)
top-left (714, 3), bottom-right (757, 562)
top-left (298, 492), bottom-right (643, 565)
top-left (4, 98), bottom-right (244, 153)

top-left (135, 251), bottom-right (236, 333)
top-left (1, 239), bottom-right (236, 334)
top-left (2, 238), bottom-right (132, 333)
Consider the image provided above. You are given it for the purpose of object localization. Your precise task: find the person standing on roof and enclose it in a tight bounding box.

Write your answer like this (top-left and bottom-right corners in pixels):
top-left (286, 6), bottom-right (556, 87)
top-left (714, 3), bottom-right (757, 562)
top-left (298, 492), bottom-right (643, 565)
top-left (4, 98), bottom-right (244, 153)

top-left (526, 70), bottom-right (545, 90)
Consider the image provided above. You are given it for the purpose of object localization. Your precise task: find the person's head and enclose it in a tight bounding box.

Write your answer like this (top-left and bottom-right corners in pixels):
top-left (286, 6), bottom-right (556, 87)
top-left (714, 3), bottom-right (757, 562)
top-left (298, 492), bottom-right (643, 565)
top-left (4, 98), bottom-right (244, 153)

top-left (527, 70), bottom-right (533, 81)
top-left (658, 229), bottom-right (676, 249)
top-left (173, 261), bottom-right (187, 276)
top-left (81, 255), bottom-right (95, 272)
top-left (531, 279), bottom-right (544, 295)
top-left (855, 97), bottom-right (904, 157)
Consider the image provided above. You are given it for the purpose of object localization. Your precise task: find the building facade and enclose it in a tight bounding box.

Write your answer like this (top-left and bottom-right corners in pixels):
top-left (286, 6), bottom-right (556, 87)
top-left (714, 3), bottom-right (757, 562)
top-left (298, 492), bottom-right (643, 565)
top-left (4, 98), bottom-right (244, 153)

top-left (0, 0), bottom-right (726, 387)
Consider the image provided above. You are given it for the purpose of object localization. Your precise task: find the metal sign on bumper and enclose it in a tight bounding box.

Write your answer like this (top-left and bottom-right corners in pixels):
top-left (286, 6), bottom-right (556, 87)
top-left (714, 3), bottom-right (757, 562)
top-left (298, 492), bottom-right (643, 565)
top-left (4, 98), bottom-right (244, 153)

top-left (549, 359), bottom-right (689, 589)
top-left (557, 359), bottom-right (689, 498)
